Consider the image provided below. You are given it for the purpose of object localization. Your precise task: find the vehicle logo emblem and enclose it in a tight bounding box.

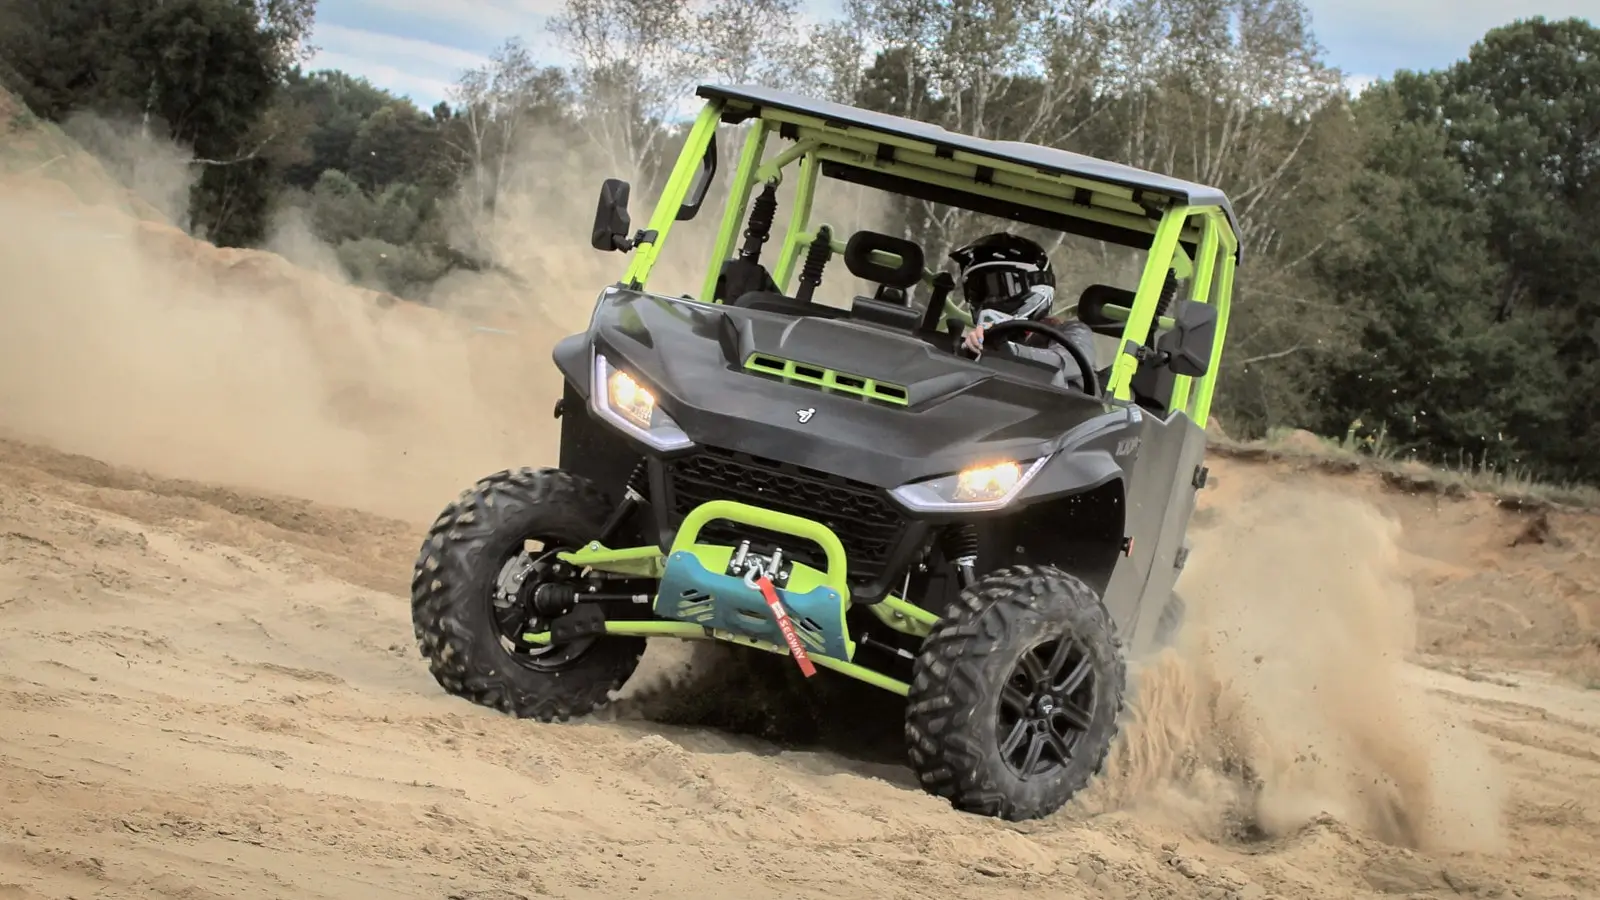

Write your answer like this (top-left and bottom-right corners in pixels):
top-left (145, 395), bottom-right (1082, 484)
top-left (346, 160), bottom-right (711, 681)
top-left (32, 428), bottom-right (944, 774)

top-left (796, 407), bottom-right (816, 424)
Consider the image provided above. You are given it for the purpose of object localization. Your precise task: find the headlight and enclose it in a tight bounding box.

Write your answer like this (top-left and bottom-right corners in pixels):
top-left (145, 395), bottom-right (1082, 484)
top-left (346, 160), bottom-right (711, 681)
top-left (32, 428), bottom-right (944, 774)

top-left (953, 461), bottom-right (1024, 502)
top-left (890, 456), bottom-right (1050, 512)
top-left (608, 367), bottom-right (656, 429)
top-left (591, 353), bottom-right (693, 451)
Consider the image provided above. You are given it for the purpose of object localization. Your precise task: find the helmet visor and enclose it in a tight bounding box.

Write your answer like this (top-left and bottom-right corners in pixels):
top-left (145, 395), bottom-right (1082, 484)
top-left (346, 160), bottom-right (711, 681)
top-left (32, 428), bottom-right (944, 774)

top-left (962, 267), bottom-right (1032, 311)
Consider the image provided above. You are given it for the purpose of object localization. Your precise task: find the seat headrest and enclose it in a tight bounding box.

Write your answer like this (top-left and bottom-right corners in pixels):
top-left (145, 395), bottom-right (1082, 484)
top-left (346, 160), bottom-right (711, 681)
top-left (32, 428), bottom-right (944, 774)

top-left (1077, 284), bottom-right (1136, 334)
top-left (843, 230), bottom-right (926, 289)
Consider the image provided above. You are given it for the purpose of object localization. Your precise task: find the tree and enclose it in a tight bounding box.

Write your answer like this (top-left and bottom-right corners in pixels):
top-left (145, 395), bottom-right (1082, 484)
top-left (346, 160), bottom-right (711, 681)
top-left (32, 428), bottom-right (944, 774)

top-left (441, 38), bottom-right (574, 253)
top-left (1375, 17), bottom-right (1600, 478)
top-left (840, 0), bottom-right (1120, 261)
top-left (1308, 77), bottom-right (1565, 468)
top-left (692, 0), bottom-right (806, 85)
top-left (277, 69), bottom-right (400, 189)
top-left (548, 0), bottom-right (700, 181)
top-left (347, 100), bottom-right (439, 191)
top-left (0, 0), bottom-right (307, 245)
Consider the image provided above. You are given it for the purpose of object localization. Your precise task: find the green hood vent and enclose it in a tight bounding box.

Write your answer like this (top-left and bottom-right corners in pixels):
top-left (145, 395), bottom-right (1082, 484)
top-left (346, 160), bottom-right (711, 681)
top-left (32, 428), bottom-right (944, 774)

top-left (743, 353), bottom-right (910, 406)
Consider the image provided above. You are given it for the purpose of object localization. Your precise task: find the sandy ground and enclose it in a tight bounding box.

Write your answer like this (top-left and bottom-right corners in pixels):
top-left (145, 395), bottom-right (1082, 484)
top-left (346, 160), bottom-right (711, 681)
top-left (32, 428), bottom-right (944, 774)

top-left (5, 90), bottom-right (1600, 899)
top-left (2, 438), bottom-right (1599, 900)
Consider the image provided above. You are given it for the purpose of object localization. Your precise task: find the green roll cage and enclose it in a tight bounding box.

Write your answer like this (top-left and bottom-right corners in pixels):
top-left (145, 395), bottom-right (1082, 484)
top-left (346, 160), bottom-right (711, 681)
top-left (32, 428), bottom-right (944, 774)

top-left (609, 94), bottom-right (1238, 426)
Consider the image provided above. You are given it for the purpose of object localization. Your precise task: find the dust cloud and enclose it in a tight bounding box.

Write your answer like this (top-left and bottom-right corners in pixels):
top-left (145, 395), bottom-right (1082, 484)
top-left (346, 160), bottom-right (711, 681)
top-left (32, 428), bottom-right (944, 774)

top-left (1078, 482), bottom-right (1508, 853)
top-left (0, 104), bottom-right (906, 525)
top-left (0, 111), bottom-right (674, 523)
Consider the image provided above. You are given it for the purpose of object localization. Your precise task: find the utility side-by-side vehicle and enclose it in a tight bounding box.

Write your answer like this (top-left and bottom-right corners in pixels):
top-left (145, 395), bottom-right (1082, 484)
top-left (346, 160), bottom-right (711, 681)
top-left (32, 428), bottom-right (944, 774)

top-left (411, 84), bottom-right (1239, 822)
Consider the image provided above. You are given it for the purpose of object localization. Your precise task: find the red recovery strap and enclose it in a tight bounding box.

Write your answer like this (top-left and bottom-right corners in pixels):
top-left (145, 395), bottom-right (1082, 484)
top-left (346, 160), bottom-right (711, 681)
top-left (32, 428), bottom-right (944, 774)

top-left (754, 575), bottom-right (817, 678)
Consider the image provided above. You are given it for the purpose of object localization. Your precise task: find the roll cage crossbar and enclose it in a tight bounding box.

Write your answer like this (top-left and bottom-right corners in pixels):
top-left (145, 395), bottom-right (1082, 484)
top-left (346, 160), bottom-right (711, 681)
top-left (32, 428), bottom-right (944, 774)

top-left (597, 86), bottom-right (1240, 424)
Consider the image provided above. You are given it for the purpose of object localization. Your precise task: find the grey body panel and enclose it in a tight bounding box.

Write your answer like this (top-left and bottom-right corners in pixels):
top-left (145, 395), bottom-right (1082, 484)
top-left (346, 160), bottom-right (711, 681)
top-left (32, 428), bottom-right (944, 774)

top-left (554, 288), bottom-right (1115, 489)
top-left (553, 288), bottom-right (1208, 623)
top-left (1098, 409), bottom-right (1210, 653)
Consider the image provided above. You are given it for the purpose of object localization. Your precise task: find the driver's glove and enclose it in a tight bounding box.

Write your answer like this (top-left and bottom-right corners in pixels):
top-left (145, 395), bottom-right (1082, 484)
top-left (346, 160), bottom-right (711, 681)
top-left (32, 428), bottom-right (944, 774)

top-left (962, 325), bottom-right (986, 356)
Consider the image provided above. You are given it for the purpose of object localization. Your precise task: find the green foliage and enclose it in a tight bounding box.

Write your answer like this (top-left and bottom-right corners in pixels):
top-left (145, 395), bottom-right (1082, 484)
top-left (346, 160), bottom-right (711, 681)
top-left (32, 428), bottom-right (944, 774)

top-left (335, 237), bottom-right (449, 295)
top-left (307, 169), bottom-right (371, 243)
top-left (1308, 17), bottom-right (1600, 481)
top-left (277, 69), bottom-right (398, 189)
top-left (0, 0), bottom-right (305, 244)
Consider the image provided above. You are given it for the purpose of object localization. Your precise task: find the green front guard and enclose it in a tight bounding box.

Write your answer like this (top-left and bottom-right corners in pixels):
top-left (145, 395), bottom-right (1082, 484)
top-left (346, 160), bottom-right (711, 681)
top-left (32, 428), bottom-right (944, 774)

top-left (528, 499), bottom-right (939, 695)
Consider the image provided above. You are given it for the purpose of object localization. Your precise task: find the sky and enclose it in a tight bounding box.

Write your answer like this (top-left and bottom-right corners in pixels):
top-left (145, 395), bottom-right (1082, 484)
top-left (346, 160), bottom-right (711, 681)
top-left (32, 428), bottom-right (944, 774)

top-left (303, 0), bottom-right (1600, 109)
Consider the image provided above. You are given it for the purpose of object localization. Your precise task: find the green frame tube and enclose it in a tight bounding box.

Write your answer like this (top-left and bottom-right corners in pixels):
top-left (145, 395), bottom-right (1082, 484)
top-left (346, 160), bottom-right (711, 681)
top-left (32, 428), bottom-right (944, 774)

top-left (622, 103), bottom-right (724, 290)
top-left (754, 139), bottom-right (819, 185)
top-left (773, 152), bottom-right (820, 291)
top-left (671, 499), bottom-right (851, 600)
top-left (806, 145), bottom-right (1203, 247)
top-left (1192, 244), bottom-right (1235, 424)
top-left (519, 621), bottom-right (913, 695)
top-left (1165, 214), bottom-right (1221, 414)
top-left (699, 120), bottom-right (770, 303)
top-left (1106, 206), bottom-right (1192, 402)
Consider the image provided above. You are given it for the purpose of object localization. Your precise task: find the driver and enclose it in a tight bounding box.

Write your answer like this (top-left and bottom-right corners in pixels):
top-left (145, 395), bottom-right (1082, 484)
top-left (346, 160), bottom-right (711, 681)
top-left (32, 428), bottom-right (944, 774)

top-left (948, 232), bottom-right (1097, 388)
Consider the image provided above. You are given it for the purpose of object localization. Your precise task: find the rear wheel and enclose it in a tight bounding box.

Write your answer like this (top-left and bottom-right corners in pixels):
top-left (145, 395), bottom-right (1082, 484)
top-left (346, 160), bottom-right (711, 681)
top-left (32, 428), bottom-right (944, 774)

top-left (411, 467), bottom-right (646, 721)
top-left (904, 565), bottom-right (1125, 821)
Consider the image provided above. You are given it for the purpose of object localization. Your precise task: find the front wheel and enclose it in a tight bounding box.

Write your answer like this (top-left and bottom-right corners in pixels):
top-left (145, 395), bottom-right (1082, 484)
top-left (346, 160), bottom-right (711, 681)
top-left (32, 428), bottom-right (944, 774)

top-left (904, 565), bottom-right (1126, 821)
top-left (411, 467), bottom-right (647, 721)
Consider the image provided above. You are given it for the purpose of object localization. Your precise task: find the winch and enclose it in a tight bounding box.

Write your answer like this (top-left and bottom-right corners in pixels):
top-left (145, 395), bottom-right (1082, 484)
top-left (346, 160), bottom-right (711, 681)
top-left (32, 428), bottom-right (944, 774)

top-left (654, 536), bottom-right (853, 662)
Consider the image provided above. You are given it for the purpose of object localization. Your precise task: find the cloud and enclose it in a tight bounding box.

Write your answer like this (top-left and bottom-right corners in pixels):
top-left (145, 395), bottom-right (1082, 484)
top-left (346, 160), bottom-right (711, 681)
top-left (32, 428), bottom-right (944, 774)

top-left (1304, 1), bottom-right (1600, 74)
top-left (1343, 73), bottom-right (1379, 96)
top-left (311, 23), bottom-right (493, 73)
top-left (305, 22), bottom-right (501, 105)
top-left (326, 0), bottom-right (567, 45)
top-left (303, 4), bottom-right (575, 104)
top-left (304, 50), bottom-right (461, 106)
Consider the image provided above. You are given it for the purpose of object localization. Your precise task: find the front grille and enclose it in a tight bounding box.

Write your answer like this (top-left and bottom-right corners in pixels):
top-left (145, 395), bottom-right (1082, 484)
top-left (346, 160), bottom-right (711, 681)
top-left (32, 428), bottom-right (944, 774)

top-left (663, 447), bottom-right (907, 583)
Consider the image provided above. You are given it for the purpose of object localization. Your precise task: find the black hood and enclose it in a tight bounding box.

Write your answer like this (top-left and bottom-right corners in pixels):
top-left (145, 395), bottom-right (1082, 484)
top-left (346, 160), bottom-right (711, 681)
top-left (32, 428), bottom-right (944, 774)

top-left (553, 288), bottom-right (1124, 488)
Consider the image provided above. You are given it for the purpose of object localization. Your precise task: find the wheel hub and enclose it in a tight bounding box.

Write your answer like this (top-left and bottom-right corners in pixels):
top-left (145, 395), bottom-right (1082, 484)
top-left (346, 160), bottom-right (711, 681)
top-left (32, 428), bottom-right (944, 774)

top-left (997, 636), bottom-right (1098, 780)
top-left (491, 543), bottom-right (598, 668)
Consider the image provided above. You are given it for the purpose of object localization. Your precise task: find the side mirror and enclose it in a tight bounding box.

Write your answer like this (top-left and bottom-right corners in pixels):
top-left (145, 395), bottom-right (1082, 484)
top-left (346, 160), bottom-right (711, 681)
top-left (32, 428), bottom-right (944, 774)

top-left (1164, 299), bottom-right (1219, 377)
top-left (591, 178), bottom-right (633, 252)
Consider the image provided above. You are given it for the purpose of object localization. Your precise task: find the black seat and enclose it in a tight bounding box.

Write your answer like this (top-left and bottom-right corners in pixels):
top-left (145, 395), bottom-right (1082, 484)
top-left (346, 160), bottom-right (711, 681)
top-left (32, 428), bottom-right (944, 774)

top-left (714, 257), bottom-right (779, 304)
top-left (850, 294), bottom-right (923, 330)
top-left (840, 230), bottom-right (926, 332)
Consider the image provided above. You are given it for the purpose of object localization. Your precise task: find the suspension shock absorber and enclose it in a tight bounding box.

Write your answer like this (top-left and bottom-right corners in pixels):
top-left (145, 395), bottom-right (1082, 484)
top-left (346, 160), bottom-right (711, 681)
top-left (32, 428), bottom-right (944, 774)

top-left (942, 524), bottom-right (980, 590)
top-left (794, 225), bottom-right (833, 306)
top-left (738, 181), bottom-right (779, 262)
top-left (1147, 270), bottom-right (1178, 348)
top-left (597, 458), bottom-right (649, 545)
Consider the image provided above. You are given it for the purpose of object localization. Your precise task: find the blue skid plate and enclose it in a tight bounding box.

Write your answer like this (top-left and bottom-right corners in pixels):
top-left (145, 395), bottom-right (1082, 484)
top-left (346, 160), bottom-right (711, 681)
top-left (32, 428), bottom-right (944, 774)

top-left (654, 550), bottom-right (850, 660)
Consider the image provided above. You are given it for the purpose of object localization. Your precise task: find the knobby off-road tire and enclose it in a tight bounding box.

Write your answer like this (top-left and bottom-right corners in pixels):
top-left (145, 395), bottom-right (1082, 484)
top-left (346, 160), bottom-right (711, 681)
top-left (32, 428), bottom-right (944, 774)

top-left (411, 467), bottom-right (647, 721)
top-left (905, 565), bottom-right (1126, 822)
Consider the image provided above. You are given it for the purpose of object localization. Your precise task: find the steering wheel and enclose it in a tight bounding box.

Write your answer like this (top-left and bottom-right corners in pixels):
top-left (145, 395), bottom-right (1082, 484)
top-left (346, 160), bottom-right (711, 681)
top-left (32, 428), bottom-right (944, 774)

top-left (976, 319), bottom-right (1103, 398)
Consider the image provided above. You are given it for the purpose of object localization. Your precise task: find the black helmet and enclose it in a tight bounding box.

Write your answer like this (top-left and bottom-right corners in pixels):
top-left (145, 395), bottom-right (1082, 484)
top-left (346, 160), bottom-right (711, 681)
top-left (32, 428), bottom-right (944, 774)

top-left (948, 232), bottom-right (1056, 328)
